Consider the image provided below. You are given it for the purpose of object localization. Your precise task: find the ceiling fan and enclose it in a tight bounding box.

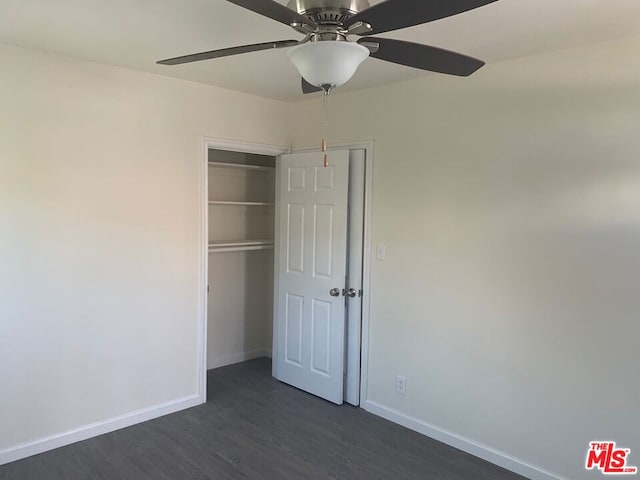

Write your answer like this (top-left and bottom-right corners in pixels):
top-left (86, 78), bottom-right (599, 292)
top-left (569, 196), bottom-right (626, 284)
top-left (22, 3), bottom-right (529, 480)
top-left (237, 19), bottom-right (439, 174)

top-left (157, 0), bottom-right (498, 94)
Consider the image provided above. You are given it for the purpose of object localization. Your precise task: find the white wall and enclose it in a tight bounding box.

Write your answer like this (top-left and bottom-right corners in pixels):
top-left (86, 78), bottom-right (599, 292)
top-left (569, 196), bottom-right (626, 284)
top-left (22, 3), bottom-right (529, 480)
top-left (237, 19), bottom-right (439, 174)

top-left (290, 36), bottom-right (640, 480)
top-left (207, 250), bottom-right (274, 369)
top-left (0, 43), bottom-right (289, 461)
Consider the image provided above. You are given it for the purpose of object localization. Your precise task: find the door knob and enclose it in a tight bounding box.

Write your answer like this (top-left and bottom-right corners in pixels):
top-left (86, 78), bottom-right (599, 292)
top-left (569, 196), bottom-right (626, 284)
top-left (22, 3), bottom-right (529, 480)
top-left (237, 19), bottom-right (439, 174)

top-left (344, 288), bottom-right (357, 298)
top-left (329, 288), bottom-right (341, 297)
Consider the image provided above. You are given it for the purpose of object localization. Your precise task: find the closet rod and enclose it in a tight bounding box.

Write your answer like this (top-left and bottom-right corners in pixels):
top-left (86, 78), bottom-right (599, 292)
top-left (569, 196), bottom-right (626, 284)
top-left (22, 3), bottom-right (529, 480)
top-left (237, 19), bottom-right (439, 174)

top-left (209, 245), bottom-right (274, 253)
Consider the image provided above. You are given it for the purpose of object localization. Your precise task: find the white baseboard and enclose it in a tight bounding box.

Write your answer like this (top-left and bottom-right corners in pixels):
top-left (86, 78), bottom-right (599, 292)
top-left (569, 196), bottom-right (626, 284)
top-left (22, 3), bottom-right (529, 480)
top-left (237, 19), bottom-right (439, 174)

top-left (207, 348), bottom-right (268, 370)
top-left (363, 400), bottom-right (568, 480)
top-left (0, 394), bottom-right (201, 466)
top-left (2, 382), bottom-right (563, 480)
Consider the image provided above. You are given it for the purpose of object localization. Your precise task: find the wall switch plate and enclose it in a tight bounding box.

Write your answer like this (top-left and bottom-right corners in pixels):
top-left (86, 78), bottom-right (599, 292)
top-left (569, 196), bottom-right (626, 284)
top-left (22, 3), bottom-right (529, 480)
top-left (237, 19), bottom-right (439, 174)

top-left (396, 375), bottom-right (407, 395)
top-left (376, 243), bottom-right (386, 261)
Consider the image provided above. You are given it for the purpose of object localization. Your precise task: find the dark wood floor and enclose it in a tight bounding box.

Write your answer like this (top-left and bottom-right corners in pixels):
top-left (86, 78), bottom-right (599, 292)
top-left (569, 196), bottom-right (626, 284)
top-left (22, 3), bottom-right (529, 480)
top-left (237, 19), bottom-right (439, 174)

top-left (1, 358), bottom-right (527, 479)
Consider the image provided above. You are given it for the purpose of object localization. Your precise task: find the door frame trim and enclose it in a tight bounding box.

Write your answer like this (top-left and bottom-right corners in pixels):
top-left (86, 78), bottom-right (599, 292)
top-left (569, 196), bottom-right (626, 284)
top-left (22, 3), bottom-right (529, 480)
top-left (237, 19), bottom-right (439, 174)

top-left (199, 137), bottom-right (290, 404)
top-left (287, 141), bottom-right (374, 406)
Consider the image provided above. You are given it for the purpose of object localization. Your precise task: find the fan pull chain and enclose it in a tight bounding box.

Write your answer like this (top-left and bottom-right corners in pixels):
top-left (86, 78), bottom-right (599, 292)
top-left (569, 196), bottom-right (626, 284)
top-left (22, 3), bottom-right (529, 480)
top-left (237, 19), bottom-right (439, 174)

top-left (322, 89), bottom-right (329, 168)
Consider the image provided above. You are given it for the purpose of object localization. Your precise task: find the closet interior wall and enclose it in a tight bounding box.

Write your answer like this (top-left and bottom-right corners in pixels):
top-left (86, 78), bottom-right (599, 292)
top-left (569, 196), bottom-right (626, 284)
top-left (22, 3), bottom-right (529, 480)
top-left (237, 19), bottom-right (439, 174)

top-left (207, 149), bottom-right (276, 370)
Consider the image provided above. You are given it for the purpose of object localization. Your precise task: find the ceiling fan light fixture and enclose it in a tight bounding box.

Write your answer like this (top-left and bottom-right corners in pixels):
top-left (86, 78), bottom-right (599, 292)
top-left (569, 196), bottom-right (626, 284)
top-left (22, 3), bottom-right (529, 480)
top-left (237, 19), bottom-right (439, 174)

top-left (287, 41), bottom-right (369, 89)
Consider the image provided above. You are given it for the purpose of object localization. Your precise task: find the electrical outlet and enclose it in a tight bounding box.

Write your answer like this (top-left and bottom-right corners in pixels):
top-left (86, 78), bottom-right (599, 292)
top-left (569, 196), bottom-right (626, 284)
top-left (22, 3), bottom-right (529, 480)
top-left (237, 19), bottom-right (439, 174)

top-left (395, 375), bottom-right (407, 395)
top-left (376, 243), bottom-right (386, 261)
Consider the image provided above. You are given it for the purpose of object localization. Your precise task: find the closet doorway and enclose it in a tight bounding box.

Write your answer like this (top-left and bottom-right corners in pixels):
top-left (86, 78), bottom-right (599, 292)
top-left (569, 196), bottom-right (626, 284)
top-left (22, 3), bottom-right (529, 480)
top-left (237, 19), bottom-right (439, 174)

top-left (200, 138), bottom-right (372, 407)
top-left (207, 148), bottom-right (276, 369)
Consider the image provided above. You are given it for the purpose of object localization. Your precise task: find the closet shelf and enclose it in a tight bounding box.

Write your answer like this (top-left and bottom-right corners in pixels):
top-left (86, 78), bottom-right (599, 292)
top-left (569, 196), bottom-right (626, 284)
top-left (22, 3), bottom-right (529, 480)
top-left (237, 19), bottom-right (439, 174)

top-left (208, 239), bottom-right (274, 253)
top-left (208, 161), bottom-right (274, 172)
top-left (208, 200), bottom-right (274, 206)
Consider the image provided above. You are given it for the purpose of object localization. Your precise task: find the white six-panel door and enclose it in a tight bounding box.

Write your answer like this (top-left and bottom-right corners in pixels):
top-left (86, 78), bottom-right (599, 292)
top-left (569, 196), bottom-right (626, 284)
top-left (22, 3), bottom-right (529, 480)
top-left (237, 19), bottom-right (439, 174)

top-left (274, 150), bottom-right (349, 404)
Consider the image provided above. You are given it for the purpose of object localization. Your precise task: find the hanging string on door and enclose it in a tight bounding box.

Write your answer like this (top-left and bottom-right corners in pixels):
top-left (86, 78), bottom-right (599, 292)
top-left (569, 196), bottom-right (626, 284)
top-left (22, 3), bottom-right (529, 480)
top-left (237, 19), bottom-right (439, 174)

top-left (320, 85), bottom-right (334, 168)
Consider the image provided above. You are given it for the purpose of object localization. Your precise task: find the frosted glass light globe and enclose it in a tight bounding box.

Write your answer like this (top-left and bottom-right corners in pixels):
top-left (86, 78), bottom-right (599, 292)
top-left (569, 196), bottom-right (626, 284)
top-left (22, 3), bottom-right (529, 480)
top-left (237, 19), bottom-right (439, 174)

top-left (287, 41), bottom-right (369, 88)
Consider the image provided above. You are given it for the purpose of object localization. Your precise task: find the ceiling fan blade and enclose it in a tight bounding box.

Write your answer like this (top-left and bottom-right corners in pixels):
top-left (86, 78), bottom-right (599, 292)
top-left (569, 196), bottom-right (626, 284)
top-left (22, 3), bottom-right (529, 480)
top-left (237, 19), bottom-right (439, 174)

top-left (226, 0), bottom-right (317, 28)
top-left (301, 78), bottom-right (323, 94)
top-left (359, 37), bottom-right (485, 77)
top-left (157, 40), bottom-right (300, 65)
top-left (346, 0), bottom-right (498, 35)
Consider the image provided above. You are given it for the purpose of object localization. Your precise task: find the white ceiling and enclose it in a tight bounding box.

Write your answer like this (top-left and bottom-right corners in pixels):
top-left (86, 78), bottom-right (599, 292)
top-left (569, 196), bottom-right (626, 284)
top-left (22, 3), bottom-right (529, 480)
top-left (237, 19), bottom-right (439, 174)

top-left (1, 0), bottom-right (639, 101)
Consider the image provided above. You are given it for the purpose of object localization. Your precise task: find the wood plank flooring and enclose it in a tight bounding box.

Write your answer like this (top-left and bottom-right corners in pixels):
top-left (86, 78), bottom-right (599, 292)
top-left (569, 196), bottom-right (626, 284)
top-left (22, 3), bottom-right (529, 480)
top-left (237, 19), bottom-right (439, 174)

top-left (1, 358), bottom-right (527, 479)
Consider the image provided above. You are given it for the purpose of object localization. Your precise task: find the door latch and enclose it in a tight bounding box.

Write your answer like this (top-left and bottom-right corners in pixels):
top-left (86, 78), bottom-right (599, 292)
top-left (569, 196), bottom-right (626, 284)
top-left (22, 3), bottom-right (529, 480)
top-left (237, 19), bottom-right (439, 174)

top-left (343, 288), bottom-right (358, 298)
